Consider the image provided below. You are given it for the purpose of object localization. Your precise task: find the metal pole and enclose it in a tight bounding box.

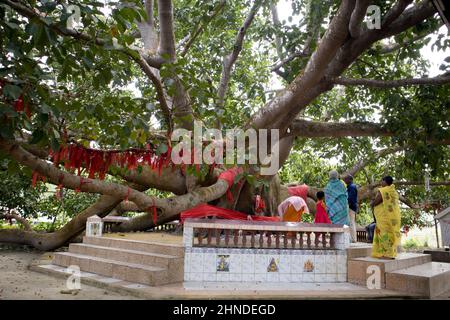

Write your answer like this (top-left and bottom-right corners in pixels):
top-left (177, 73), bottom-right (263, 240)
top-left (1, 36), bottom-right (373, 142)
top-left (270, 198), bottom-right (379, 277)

top-left (434, 209), bottom-right (440, 248)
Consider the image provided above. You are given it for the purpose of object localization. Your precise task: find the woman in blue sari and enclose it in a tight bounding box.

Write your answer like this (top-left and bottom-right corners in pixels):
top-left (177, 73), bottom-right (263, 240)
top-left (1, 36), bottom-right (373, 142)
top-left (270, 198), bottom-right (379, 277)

top-left (324, 170), bottom-right (350, 225)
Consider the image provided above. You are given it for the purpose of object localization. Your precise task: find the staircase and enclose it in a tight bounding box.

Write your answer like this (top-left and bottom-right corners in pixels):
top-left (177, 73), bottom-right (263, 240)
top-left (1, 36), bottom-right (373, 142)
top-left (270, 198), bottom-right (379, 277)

top-left (348, 250), bottom-right (450, 298)
top-left (52, 236), bottom-right (184, 286)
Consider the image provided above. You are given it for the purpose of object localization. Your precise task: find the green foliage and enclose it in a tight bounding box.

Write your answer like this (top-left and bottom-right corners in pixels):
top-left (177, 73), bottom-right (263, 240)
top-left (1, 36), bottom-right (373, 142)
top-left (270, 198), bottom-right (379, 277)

top-left (0, 159), bottom-right (42, 218)
top-left (403, 238), bottom-right (420, 249)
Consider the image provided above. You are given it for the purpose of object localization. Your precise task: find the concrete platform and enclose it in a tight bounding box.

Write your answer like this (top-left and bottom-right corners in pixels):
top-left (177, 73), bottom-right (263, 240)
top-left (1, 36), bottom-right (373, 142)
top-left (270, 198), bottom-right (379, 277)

top-left (30, 261), bottom-right (416, 299)
top-left (386, 262), bottom-right (450, 298)
top-left (346, 244), bottom-right (372, 259)
top-left (348, 253), bottom-right (432, 287)
top-left (423, 249), bottom-right (450, 263)
top-left (83, 236), bottom-right (184, 257)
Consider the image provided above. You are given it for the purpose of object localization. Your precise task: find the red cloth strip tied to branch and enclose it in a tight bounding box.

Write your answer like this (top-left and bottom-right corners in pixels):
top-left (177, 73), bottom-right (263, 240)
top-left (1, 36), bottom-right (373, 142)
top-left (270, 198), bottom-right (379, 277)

top-left (180, 204), bottom-right (280, 224)
top-left (49, 143), bottom-right (173, 181)
top-left (148, 199), bottom-right (158, 226)
top-left (254, 195), bottom-right (266, 214)
top-left (218, 167), bottom-right (243, 202)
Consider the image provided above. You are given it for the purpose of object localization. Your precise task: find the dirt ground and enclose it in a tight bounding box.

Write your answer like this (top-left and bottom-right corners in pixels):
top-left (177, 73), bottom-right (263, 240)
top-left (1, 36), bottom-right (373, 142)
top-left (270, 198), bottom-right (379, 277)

top-left (0, 248), bottom-right (140, 300)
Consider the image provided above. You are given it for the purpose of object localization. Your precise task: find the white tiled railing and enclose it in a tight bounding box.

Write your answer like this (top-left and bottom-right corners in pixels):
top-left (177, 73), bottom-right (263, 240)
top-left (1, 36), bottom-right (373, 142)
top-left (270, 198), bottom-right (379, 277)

top-left (184, 218), bottom-right (351, 250)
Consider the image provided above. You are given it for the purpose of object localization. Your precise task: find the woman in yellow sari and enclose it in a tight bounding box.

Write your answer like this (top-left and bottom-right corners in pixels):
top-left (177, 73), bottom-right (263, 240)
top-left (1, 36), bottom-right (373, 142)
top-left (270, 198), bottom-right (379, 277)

top-left (370, 176), bottom-right (402, 259)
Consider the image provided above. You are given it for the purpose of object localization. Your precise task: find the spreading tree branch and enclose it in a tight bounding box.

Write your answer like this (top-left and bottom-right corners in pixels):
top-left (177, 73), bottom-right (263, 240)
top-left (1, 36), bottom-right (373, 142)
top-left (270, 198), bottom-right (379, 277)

top-left (332, 74), bottom-right (450, 88)
top-left (0, 211), bottom-right (32, 231)
top-left (216, 0), bottom-right (263, 128)
top-left (349, 0), bottom-right (372, 38)
top-left (157, 0), bottom-right (176, 61)
top-left (287, 119), bottom-right (391, 138)
top-left (342, 145), bottom-right (404, 177)
top-left (179, 0), bottom-right (226, 57)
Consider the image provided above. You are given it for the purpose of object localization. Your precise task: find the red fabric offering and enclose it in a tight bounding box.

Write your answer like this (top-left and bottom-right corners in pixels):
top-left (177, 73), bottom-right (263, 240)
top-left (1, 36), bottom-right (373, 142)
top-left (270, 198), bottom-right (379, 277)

top-left (288, 184), bottom-right (308, 202)
top-left (314, 200), bottom-right (331, 224)
top-left (218, 167), bottom-right (243, 202)
top-left (180, 204), bottom-right (280, 224)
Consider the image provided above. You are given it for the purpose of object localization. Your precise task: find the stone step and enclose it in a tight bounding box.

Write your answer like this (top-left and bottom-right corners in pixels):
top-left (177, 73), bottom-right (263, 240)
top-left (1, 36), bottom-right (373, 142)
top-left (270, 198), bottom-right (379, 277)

top-left (348, 253), bottom-right (432, 288)
top-left (68, 243), bottom-right (183, 281)
top-left (346, 245), bottom-right (373, 259)
top-left (53, 252), bottom-right (170, 286)
top-left (386, 262), bottom-right (450, 298)
top-left (83, 236), bottom-right (184, 257)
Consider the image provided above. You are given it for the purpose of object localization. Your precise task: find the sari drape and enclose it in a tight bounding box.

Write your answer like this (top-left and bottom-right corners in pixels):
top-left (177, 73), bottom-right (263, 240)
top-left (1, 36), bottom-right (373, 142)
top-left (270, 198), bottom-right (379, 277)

top-left (372, 184), bottom-right (401, 259)
top-left (324, 178), bottom-right (350, 225)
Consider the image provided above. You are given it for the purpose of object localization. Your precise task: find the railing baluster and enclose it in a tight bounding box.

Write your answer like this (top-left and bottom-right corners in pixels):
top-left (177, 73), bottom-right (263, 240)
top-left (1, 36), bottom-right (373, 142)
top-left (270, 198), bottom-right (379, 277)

top-left (233, 229), bottom-right (239, 247)
top-left (291, 233), bottom-right (296, 248)
top-left (314, 232), bottom-right (320, 248)
top-left (267, 231), bottom-right (272, 248)
top-left (283, 232), bottom-right (288, 248)
top-left (274, 232), bottom-right (279, 248)
top-left (225, 229), bottom-right (230, 246)
top-left (259, 231), bottom-right (264, 248)
top-left (198, 228), bottom-right (203, 246)
top-left (322, 232), bottom-right (327, 248)
top-left (215, 228), bottom-right (221, 247)
top-left (299, 232), bottom-right (303, 248)
top-left (306, 232), bottom-right (312, 248)
top-left (330, 232), bottom-right (335, 249)
top-left (242, 230), bottom-right (247, 247)
top-left (207, 228), bottom-right (212, 246)
top-left (251, 231), bottom-right (255, 248)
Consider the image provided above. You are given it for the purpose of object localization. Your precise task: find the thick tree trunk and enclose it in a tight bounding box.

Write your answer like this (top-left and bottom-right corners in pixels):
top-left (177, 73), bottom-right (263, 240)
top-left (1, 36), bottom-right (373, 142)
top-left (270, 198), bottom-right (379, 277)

top-left (0, 195), bottom-right (121, 250)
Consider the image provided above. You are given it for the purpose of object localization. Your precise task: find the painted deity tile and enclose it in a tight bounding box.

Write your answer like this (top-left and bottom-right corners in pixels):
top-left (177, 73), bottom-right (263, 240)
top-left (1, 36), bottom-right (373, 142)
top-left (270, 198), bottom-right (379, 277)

top-left (303, 258), bottom-right (315, 273)
top-left (267, 257), bottom-right (279, 272)
top-left (216, 255), bottom-right (230, 272)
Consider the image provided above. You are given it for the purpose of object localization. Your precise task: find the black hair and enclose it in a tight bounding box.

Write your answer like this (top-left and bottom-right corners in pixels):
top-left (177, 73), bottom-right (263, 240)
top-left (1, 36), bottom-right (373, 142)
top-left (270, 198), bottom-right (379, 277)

top-left (382, 176), bottom-right (394, 185)
top-left (316, 191), bottom-right (325, 200)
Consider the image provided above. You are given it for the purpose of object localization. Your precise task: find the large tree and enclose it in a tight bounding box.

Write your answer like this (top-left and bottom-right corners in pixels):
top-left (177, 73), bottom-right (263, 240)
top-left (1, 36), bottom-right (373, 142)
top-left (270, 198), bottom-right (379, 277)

top-left (0, 0), bottom-right (449, 249)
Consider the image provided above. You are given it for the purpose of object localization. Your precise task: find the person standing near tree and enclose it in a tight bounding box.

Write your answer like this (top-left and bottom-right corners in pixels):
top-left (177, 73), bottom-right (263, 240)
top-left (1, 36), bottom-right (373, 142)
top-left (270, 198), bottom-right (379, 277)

top-left (324, 170), bottom-right (350, 225)
top-left (344, 175), bottom-right (358, 243)
top-left (370, 176), bottom-right (401, 259)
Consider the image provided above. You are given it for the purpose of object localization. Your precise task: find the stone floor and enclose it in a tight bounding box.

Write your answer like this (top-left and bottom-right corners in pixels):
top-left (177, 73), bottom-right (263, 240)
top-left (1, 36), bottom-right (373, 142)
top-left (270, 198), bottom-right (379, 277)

top-left (5, 232), bottom-right (448, 300)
